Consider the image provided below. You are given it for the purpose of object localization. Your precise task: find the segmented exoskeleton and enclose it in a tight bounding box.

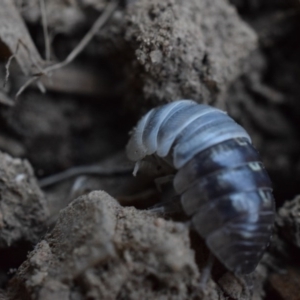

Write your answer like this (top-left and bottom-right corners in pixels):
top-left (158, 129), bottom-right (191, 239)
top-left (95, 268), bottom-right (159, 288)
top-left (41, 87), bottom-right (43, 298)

top-left (126, 100), bottom-right (275, 274)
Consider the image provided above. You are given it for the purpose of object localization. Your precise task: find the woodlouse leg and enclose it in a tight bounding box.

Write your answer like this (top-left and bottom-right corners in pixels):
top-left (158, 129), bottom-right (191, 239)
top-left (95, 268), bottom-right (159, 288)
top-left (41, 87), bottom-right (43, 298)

top-left (191, 252), bottom-right (215, 298)
top-left (154, 174), bottom-right (175, 191)
top-left (133, 157), bottom-right (174, 177)
top-left (68, 176), bottom-right (90, 200)
top-left (198, 251), bottom-right (215, 290)
top-left (148, 195), bottom-right (183, 214)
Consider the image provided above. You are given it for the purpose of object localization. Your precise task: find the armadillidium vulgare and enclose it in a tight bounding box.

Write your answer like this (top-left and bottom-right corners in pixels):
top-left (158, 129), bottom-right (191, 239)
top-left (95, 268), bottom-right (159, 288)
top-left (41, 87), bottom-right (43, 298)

top-left (126, 100), bottom-right (275, 275)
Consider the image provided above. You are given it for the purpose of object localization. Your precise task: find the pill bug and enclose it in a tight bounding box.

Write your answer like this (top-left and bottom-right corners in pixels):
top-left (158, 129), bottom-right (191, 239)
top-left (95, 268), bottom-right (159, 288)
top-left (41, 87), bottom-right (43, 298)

top-left (126, 100), bottom-right (275, 275)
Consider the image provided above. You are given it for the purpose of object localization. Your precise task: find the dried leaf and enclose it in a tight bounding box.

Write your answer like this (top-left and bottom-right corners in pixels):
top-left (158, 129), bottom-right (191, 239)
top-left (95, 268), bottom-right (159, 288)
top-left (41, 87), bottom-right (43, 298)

top-left (0, 0), bottom-right (44, 76)
top-left (0, 90), bottom-right (14, 106)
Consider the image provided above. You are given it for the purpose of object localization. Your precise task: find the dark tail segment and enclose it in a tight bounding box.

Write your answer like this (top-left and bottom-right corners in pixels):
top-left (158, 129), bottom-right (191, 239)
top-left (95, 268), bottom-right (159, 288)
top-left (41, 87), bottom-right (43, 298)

top-left (174, 138), bottom-right (275, 274)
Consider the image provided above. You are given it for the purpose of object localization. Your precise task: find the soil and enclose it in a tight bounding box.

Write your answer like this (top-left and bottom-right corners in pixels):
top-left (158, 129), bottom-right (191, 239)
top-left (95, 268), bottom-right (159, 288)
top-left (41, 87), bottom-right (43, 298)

top-left (0, 0), bottom-right (300, 299)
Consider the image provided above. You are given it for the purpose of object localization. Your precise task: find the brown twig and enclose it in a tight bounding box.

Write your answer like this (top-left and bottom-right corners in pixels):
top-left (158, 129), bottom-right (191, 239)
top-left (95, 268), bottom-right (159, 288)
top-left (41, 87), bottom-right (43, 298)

top-left (44, 0), bottom-right (118, 74)
top-left (16, 76), bottom-right (40, 98)
top-left (16, 0), bottom-right (119, 98)
top-left (36, 80), bottom-right (46, 93)
top-left (4, 42), bottom-right (20, 88)
top-left (4, 55), bottom-right (15, 88)
top-left (39, 0), bottom-right (51, 60)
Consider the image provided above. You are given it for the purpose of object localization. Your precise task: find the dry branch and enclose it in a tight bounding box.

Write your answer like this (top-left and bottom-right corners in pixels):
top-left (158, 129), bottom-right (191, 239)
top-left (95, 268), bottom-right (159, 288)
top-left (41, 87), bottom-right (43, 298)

top-left (16, 0), bottom-right (119, 97)
top-left (39, 164), bottom-right (132, 188)
top-left (39, 0), bottom-right (51, 60)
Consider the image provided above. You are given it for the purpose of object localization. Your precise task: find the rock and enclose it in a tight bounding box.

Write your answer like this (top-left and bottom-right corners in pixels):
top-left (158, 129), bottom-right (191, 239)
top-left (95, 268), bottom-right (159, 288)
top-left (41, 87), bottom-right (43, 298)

top-left (8, 191), bottom-right (209, 300)
top-left (277, 195), bottom-right (300, 247)
top-left (0, 151), bottom-right (48, 248)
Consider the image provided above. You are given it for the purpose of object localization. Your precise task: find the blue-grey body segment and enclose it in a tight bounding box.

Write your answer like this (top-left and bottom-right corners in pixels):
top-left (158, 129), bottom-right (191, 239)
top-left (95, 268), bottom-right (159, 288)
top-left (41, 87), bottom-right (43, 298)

top-left (126, 100), bottom-right (275, 275)
top-left (142, 101), bottom-right (195, 155)
top-left (155, 104), bottom-right (216, 157)
top-left (174, 138), bottom-right (259, 194)
top-left (180, 162), bottom-right (271, 215)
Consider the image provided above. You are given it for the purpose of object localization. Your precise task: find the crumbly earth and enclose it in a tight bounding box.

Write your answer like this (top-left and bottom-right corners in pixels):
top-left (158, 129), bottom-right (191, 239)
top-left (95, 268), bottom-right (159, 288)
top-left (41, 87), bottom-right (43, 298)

top-left (7, 191), bottom-right (222, 300)
top-left (122, 0), bottom-right (257, 110)
top-left (277, 195), bottom-right (300, 248)
top-left (0, 151), bottom-right (48, 248)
